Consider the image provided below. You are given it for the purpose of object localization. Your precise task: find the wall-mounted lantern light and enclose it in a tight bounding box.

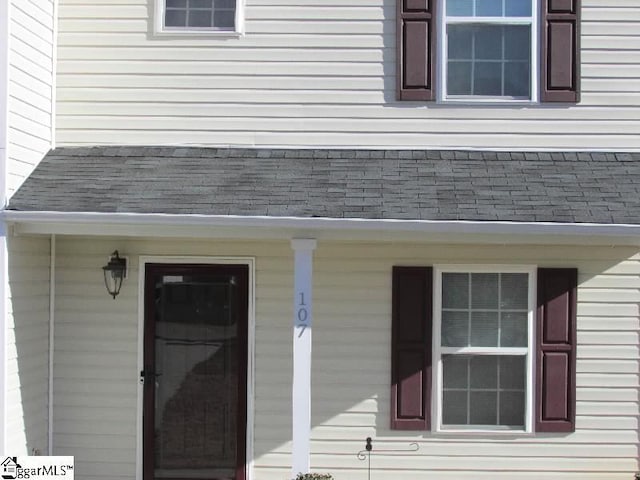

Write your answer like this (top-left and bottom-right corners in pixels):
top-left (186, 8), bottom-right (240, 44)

top-left (102, 250), bottom-right (127, 299)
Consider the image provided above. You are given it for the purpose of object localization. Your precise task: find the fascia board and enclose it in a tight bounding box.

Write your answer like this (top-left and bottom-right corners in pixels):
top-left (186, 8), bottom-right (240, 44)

top-left (3, 210), bottom-right (640, 246)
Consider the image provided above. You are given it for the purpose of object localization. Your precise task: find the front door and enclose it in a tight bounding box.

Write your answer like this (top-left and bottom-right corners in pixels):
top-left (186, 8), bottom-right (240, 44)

top-left (143, 264), bottom-right (248, 480)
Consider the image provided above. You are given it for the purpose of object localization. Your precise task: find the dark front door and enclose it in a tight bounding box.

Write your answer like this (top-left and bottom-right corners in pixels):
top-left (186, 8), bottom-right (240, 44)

top-left (143, 264), bottom-right (248, 480)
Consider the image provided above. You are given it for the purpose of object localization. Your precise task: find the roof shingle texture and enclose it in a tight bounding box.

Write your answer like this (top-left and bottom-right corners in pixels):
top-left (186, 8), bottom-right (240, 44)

top-left (8, 147), bottom-right (640, 224)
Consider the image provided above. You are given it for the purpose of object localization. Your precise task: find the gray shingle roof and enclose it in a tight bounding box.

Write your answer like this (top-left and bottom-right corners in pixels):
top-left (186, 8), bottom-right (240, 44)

top-left (7, 147), bottom-right (640, 224)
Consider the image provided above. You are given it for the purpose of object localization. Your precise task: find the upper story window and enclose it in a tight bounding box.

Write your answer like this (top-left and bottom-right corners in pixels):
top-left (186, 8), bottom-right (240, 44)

top-left (396, 0), bottom-right (580, 104)
top-left (155, 0), bottom-right (242, 35)
top-left (442, 0), bottom-right (536, 101)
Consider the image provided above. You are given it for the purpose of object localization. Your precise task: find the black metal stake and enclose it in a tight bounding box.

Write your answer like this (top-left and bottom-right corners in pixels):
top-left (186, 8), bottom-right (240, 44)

top-left (357, 437), bottom-right (419, 480)
top-left (366, 437), bottom-right (372, 480)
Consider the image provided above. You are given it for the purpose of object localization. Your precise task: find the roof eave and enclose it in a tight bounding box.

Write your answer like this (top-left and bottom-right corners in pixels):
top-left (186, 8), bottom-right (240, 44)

top-left (3, 210), bottom-right (640, 246)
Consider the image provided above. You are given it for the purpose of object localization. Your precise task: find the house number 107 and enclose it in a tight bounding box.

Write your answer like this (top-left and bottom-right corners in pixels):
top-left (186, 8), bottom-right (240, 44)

top-left (297, 292), bottom-right (309, 337)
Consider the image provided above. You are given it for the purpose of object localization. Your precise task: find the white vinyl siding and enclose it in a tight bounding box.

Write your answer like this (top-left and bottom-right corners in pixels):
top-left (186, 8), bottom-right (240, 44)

top-left (310, 242), bottom-right (639, 479)
top-left (44, 236), bottom-right (640, 479)
top-left (7, 0), bottom-right (55, 196)
top-left (54, 0), bottom-right (640, 150)
top-left (52, 237), bottom-right (293, 480)
top-left (5, 235), bottom-right (51, 455)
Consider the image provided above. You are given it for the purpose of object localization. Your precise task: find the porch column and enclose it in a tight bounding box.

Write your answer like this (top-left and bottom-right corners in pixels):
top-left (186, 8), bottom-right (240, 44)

top-left (291, 239), bottom-right (316, 477)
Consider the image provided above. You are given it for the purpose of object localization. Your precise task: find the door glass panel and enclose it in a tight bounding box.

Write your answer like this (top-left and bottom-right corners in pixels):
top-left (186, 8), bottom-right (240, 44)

top-left (153, 272), bottom-right (240, 480)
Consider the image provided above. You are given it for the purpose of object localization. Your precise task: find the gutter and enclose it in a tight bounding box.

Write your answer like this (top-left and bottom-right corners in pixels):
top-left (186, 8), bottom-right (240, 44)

top-left (2, 210), bottom-right (640, 240)
top-left (48, 235), bottom-right (55, 456)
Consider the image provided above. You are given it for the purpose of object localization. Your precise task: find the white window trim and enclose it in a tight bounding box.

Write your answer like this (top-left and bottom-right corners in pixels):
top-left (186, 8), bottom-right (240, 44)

top-left (154, 0), bottom-right (245, 36)
top-left (437, 0), bottom-right (539, 104)
top-left (432, 264), bottom-right (536, 434)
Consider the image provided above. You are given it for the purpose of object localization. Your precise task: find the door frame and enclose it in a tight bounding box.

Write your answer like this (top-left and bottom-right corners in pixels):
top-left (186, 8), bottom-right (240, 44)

top-left (136, 256), bottom-right (255, 480)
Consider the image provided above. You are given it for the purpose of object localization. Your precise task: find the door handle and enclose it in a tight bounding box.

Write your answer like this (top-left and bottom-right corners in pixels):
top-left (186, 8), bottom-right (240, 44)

top-left (140, 369), bottom-right (162, 384)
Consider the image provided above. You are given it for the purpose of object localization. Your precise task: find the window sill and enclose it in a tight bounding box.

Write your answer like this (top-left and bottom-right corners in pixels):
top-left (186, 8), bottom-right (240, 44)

top-left (153, 28), bottom-right (243, 38)
top-left (438, 97), bottom-right (537, 107)
top-left (434, 428), bottom-right (533, 436)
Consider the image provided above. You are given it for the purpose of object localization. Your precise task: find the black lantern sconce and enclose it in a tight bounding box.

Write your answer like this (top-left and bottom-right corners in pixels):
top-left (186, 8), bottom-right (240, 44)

top-left (102, 250), bottom-right (127, 299)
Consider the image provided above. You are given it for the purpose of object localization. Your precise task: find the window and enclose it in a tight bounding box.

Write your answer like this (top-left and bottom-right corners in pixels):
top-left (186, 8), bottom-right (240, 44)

top-left (434, 267), bottom-right (534, 431)
top-left (155, 0), bottom-right (241, 34)
top-left (390, 266), bottom-right (577, 434)
top-left (396, 0), bottom-right (580, 103)
top-left (442, 0), bottom-right (536, 101)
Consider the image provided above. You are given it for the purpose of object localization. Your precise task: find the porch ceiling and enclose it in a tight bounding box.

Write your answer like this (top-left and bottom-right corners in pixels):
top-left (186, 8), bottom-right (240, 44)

top-left (6, 147), bottom-right (640, 225)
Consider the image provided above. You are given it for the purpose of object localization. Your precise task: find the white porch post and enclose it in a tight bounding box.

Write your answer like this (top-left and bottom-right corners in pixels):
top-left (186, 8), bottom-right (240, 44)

top-left (291, 239), bottom-right (316, 477)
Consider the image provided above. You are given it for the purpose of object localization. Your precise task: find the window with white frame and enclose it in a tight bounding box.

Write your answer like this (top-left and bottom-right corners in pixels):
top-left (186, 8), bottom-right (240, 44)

top-left (441, 0), bottom-right (537, 101)
top-left (157, 0), bottom-right (239, 33)
top-left (435, 267), bottom-right (534, 431)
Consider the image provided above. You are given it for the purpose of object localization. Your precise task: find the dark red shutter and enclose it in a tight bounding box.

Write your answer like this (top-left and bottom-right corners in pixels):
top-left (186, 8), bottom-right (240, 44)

top-left (536, 268), bottom-right (577, 432)
top-left (541, 0), bottom-right (581, 102)
top-left (391, 266), bottom-right (432, 430)
top-left (397, 0), bottom-right (435, 101)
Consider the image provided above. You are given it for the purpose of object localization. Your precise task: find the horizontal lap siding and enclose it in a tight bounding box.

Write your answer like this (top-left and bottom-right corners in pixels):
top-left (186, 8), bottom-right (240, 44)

top-left (309, 243), bottom-right (640, 480)
top-left (51, 238), bottom-right (639, 479)
top-left (52, 237), bottom-right (293, 480)
top-left (8, 0), bottom-right (54, 196)
top-left (6, 236), bottom-right (50, 455)
top-left (55, 0), bottom-right (640, 150)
